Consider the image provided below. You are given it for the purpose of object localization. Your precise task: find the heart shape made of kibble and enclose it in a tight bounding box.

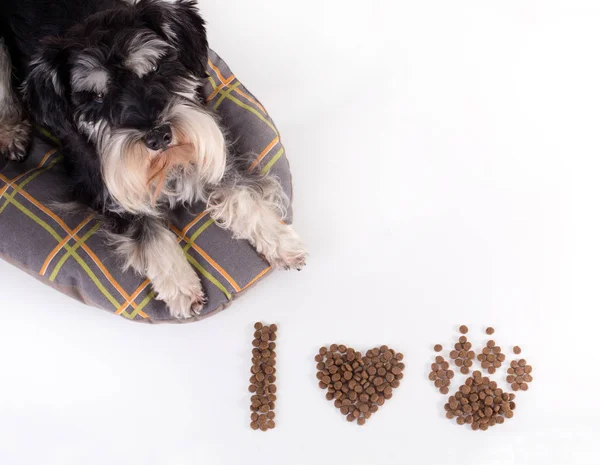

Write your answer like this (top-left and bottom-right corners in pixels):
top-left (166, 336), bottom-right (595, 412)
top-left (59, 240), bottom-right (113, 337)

top-left (314, 344), bottom-right (405, 425)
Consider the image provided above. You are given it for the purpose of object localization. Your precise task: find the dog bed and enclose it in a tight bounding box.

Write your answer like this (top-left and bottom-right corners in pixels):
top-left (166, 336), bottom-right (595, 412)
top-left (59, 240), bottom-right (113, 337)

top-left (0, 49), bottom-right (293, 323)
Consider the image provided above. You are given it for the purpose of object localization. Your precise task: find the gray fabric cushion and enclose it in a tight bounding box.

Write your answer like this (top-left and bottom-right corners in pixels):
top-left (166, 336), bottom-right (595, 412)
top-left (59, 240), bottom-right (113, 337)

top-left (0, 49), bottom-right (293, 323)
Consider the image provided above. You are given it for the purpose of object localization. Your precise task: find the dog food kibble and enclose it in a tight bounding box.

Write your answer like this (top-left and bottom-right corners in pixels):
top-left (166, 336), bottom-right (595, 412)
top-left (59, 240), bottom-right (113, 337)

top-left (445, 371), bottom-right (516, 431)
top-left (508, 358), bottom-right (533, 391)
top-left (434, 344), bottom-right (443, 352)
top-left (477, 340), bottom-right (505, 374)
top-left (429, 354), bottom-right (454, 394)
top-left (249, 322), bottom-right (277, 431)
top-left (315, 344), bottom-right (405, 425)
top-left (459, 325), bottom-right (469, 334)
top-left (451, 332), bottom-right (473, 374)
top-left (434, 325), bottom-right (535, 430)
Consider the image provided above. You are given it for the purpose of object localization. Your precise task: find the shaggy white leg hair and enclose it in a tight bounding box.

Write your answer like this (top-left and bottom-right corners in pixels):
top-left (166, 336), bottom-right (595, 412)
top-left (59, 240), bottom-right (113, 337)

top-left (0, 39), bottom-right (30, 162)
top-left (207, 175), bottom-right (307, 270)
top-left (106, 216), bottom-right (205, 318)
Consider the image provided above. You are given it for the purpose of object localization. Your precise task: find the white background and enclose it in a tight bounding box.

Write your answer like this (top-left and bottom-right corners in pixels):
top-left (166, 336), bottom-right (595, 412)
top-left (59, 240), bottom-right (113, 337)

top-left (1, 1), bottom-right (599, 464)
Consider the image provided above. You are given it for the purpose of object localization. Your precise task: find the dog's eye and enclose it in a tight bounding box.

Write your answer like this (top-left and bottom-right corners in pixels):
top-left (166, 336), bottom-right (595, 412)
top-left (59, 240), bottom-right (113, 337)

top-left (94, 93), bottom-right (104, 104)
top-left (151, 64), bottom-right (159, 73)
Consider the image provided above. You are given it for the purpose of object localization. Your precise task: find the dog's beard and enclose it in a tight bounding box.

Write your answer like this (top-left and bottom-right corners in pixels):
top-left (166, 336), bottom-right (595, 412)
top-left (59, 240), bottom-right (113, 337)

top-left (90, 102), bottom-right (227, 214)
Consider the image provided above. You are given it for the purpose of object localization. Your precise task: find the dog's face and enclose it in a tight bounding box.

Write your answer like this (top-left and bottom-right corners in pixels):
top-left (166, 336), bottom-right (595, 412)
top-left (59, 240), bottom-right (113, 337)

top-left (71, 28), bottom-right (197, 143)
top-left (24, 0), bottom-right (227, 213)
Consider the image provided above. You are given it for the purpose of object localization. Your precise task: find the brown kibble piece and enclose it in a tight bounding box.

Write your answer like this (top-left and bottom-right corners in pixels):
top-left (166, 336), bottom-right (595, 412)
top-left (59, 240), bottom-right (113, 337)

top-left (513, 346), bottom-right (522, 354)
top-left (459, 325), bottom-right (469, 334)
top-left (486, 327), bottom-right (495, 335)
top-left (434, 344), bottom-right (443, 352)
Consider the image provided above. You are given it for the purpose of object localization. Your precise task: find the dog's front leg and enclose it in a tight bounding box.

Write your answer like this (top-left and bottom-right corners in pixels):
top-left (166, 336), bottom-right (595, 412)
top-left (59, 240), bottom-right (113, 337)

top-left (0, 39), bottom-right (30, 162)
top-left (206, 174), bottom-right (306, 270)
top-left (106, 214), bottom-right (206, 319)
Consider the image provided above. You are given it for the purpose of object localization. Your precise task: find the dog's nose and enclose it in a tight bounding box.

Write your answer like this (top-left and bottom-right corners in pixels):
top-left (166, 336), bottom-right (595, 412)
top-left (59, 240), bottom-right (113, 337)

top-left (143, 125), bottom-right (173, 151)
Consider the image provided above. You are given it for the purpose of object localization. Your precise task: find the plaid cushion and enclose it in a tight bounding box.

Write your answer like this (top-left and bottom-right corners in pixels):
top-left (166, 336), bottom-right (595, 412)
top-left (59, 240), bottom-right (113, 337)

top-left (0, 49), bottom-right (293, 323)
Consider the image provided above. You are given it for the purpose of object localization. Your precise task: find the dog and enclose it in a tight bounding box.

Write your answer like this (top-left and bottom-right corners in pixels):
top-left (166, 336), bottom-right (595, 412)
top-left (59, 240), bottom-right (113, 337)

top-left (0, 0), bottom-right (306, 318)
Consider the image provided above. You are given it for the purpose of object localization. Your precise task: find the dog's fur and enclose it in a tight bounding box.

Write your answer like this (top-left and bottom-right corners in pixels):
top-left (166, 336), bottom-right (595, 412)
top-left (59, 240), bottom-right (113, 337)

top-left (0, 0), bottom-right (306, 318)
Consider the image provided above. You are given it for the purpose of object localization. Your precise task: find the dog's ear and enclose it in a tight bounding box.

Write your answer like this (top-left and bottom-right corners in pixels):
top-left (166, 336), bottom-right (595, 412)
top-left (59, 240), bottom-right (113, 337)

top-left (23, 38), bottom-right (74, 136)
top-left (137, 0), bottom-right (209, 78)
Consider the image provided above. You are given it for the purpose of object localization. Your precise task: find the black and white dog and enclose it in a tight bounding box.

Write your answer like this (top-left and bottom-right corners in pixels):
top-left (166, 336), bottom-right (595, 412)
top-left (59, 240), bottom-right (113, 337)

top-left (0, 0), bottom-right (306, 318)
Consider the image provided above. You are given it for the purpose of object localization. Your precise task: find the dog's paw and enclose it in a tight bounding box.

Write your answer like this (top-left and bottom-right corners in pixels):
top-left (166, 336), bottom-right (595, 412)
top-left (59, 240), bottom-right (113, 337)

top-left (153, 268), bottom-right (207, 319)
top-left (264, 225), bottom-right (307, 271)
top-left (0, 120), bottom-right (31, 162)
top-left (165, 284), bottom-right (207, 319)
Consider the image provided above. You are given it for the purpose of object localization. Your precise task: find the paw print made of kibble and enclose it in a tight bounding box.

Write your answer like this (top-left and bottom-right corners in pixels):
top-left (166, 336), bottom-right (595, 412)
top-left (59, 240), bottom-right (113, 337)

top-left (430, 326), bottom-right (535, 431)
